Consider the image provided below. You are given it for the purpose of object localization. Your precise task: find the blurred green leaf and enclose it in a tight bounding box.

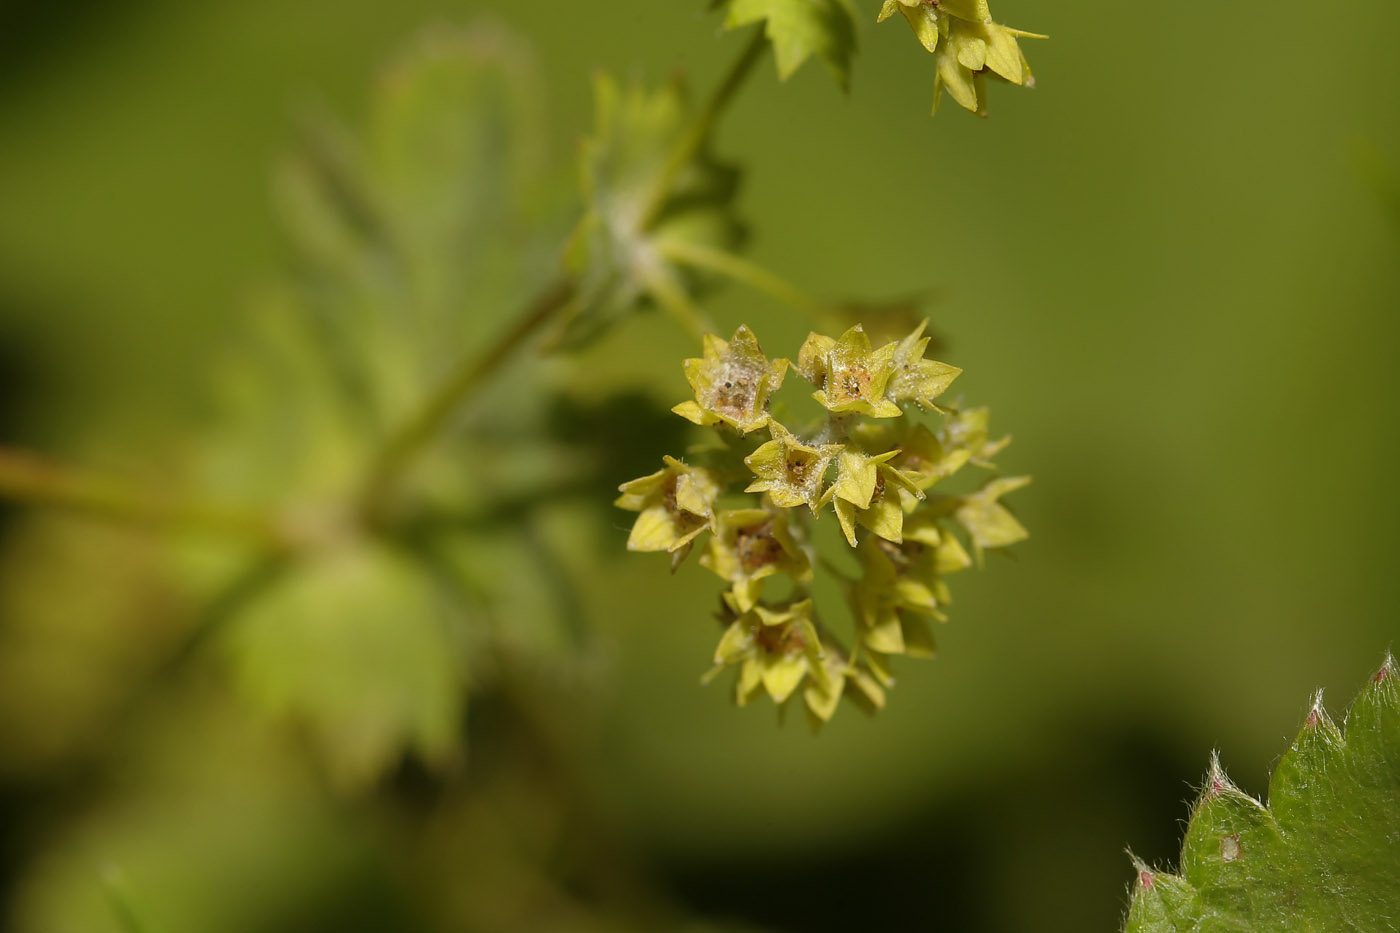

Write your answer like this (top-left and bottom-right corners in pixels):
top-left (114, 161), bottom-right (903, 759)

top-left (1125, 656), bottom-right (1400, 932)
top-left (717, 0), bottom-right (858, 89)
top-left (226, 543), bottom-right (465, 789)
top-left (272, 22), bottom-right (553, 426)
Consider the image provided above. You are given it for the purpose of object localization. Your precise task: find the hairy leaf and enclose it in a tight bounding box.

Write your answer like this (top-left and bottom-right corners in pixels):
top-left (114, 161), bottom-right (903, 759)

top-left (719, 0), bottom-right (858, 89)
top-left (1125, 656), bottom-right (1400, 932)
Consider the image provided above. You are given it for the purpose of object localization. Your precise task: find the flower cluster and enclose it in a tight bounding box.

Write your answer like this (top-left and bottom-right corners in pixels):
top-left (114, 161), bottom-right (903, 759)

top-left (617, 323), bottom-right (1029, 729)
top-left (878, 0), bottom-right (1045, 116)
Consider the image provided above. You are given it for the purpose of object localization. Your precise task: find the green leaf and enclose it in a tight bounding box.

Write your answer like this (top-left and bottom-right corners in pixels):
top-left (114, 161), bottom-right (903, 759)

top-left (1124, 655), bottom-right (1400, 932)
top-left (555, 73), bottom-right (744, 348)
top-left (719, 0), bottom-right (858, 89)
top-left (225, 544), bottom-right (465, 790)
top-left (272, 23), bottom-right (552, 419)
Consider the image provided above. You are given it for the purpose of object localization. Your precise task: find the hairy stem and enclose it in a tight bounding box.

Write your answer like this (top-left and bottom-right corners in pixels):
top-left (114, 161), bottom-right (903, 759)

top-left (359, 277), bottom-right (576, 522)
top-left (640, 26), bottom-right (767, 231)
top-left (645, 272), bottom-right (713, 343)
top-left (658, 239), bottom-right (824, 317)
top-left (359, 29), bottom-right (765, 523)
top-left (0, 446), bottom-right (282, 546)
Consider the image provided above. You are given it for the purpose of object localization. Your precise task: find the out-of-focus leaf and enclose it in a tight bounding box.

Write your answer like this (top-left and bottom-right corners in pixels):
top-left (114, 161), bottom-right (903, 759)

top-left (271, 22), bottom-right (554, 425)
top-left (1125, 656), bottom-right (1400, 932)
top-left (718, 0), bottom-right (858, 89)
top-left (554, 73), bottom-right (744, 348)
top-left (9, 691), bottom-right (399, 933)
top-left (366, 23), bottom-right (550, 343)
top-left (0, 516), bottom-right (187, 777)
top-left (225, 543), bottom-right (465, 789)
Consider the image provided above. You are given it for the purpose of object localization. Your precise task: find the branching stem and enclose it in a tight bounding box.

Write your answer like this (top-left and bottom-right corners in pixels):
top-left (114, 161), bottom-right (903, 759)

top-left (359, 29), bottom-right (768, 524)
top-left (0, 446), bottom-right (282, 546)
top-left (359, 277), bottom-right (576, 522)
top-left (645, 272), bottom-right (712, 343)
top-left (640, 27), bottom-right (767, 231)
top-left (658, 239), bottom-right (824, 317)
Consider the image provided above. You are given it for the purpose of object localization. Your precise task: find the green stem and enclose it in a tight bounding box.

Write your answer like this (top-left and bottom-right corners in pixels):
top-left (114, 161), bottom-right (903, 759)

top-left (657, 239), bottom-right (824, 317)
top-left (0, 446), bottom-right (281, 546)
top-left (645, 272), bottom-right (712, 343)
top-left (639, 27), bottom-right (767, 231)
top-left (360, 277), bottom-right (575, 521)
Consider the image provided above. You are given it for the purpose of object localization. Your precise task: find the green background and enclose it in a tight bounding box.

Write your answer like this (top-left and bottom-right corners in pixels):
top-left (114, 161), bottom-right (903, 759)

top-left (1, 0), bottom-right (1397, 930)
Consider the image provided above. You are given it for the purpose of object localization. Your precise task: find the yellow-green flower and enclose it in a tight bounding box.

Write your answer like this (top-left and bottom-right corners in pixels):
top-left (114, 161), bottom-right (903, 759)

top-left (888, 320), bottom-right (961, 410)
top-left (707, 599), bottom-right (828, 706)
top-left (849, 537), bottom-right (943, 658)
top-left (878, 0), bottom-right (1045, 115)
top-left (883, 422), bottom-right (972, 493)
top-left (700, 508), bottom-right (812, 611)
top-left (614, 456), bottom-right (721, 564)
top-left (801, 649), bottom-right (888, 730)
top-left (876, 512), bottom-right (972, 620)
top-left (954, 475), bottom-right (1031, 559)
top-left (826, 448), bottom-right (924, 546)
top-left (940, 406), bottom-right (1011, 467)
top-left (744, 421), bottom-right (842, 513)
top-left (797, 326), bottom-right (902, 418)
top-left (673, 325), bottom-right (788, 433)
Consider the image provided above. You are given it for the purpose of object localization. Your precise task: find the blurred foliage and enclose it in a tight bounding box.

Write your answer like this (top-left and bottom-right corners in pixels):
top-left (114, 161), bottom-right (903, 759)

top-left (0, 1), bottom-right (1397, 932)
top-left (557, 70), bottom-right (745, 347)
top-left (716, 0), bottom-right (859, 89)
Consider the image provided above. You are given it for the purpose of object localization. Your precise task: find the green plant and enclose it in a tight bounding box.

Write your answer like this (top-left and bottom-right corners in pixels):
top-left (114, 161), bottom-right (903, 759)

top-left (0, 4), bottom-right (1037, 787)
top-left (1124, 656), bottom-right (1400, 932)
top-left (4, 4), bottom-right (1396, 933)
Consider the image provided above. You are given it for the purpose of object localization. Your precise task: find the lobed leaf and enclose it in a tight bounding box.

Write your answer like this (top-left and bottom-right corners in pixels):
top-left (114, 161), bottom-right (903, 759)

top-left (1125, 656), bottom-right (1400, 932)
top-left (225, 544), bottom-right (465, 790)
top-left (718, 0), bottom-right (859, 89)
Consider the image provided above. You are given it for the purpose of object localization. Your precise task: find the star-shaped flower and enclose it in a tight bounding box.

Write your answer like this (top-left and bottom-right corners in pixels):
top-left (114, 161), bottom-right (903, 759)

top-left (953, 475), bottom-right (1031, 559)
top-left (878, 0), bottom-right (1045, 116)
top-left (939, 406), bottom-right (1012, 467)
top-left (674, 325), bottom-right (788, 434)
top-left (868, 512), bottom-right (972, 621)
top-left (744, 422), bottom-right (842, 513)
top-left (887, 320), bottom-right (961, 410)
top-left (881, 422), bottom-right (972, 494)
top-left (706, 598), bottom-right (829, 706)
top-left (848, 538), bottom-right (942, 659)
top-left (615, 456), bottom-right (721, 565)
top-left (797, 325), bottom-right (902, 418)
top-left (800, 647), bottom-right (892, 730)
top-left (700, 508), bottom-right (812, 611)
top-left (825, 448), bottom-right (924, 546)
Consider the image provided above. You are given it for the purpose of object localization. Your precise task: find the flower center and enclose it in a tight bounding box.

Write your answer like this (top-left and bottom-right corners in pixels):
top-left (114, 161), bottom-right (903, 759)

top-left (734, 520), bottom-right (783, 573)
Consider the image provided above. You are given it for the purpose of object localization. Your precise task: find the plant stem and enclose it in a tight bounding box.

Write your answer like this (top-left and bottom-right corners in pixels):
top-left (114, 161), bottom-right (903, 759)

top-left (359, 29), bottom-right (765, 520)
top-left (645, 271), bottom-right (712, 343)
top-left (359, 277), bottom-right (575, 521)
top-left (640, 26), bottom-right (767, 231)
top-left (0, 446), bottom-right (281, 545)
top-left (657, 239), bottom-right (824, 317)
